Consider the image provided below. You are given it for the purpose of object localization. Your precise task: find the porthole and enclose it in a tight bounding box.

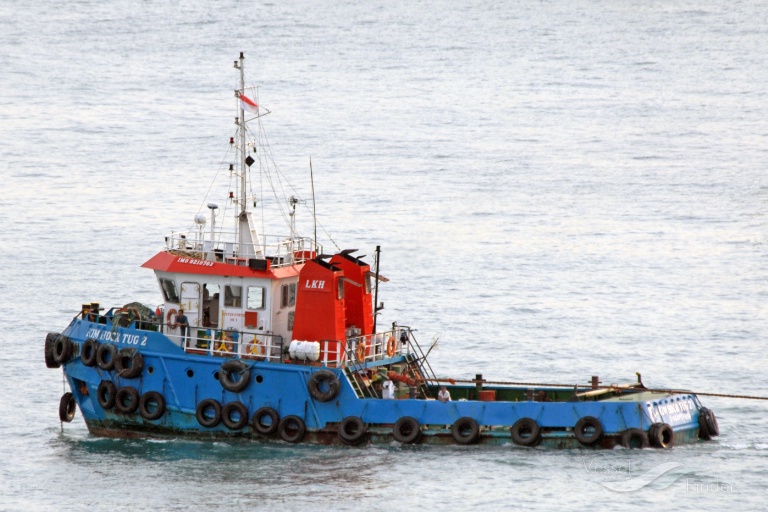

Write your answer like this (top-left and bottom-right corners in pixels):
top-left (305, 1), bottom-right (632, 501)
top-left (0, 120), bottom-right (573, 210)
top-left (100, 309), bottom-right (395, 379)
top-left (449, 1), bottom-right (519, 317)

top-left (186, 369), bottom-right (194, 378)
top-left (213, 371), bottom-right (220, 381)
top-left (255, 374), bottom-right (263, 384)
top-left (147, 366), bottom-right (154, 375)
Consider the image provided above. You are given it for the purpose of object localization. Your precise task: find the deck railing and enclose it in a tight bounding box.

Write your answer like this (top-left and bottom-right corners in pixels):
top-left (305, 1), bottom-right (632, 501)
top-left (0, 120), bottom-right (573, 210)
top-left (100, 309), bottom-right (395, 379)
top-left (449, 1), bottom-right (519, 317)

top-left (165, 232), bottom-right (319, 268)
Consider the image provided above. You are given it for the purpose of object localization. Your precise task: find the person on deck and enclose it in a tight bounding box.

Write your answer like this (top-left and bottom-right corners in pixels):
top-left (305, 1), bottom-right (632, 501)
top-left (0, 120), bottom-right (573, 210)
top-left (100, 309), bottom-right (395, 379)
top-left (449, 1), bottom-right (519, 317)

top-left (437, 386), bottom-right (451, 402)
top-left (176, 308), bottom-right (190, 347)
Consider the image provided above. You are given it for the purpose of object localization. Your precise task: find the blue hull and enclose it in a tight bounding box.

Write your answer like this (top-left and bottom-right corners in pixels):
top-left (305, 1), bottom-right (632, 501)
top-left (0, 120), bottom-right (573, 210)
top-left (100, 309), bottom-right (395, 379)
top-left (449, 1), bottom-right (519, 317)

top-left (48, 317), bottom-right (714, 449)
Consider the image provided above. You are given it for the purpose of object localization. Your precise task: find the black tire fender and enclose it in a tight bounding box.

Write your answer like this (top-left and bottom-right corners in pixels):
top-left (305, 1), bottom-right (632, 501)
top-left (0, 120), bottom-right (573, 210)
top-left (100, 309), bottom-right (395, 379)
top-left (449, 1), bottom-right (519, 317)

top-left (59, 392), bottom-right (76, 422)
top-left (222, 401), bottom-right (250, 430)
top-left (574, 416), bottom-right (603, 446)
top-left (649, 422), bottom-right (675, 449)
top-left (338, 416), bottom-right (367, 446)
top-left (451, 417), bottom-right (481, 445)
top-left (97, 380), bottom-right (117, 410)
top-left (196, 399), bottom-right (222, 428)
top-left (251, 407), bottom-right (280, 435)
top-left (115, 348), bottom-right (144, 379)
top-left (138, 391), bottom-right (166, 421)
top-left (308, 370), bottom-right (340, 402)
top-left (620, 428), bottom-right (650, 449)
top-left (278, 415), bottom-right (306, 443)
top-left (96, 343), bottom-right (118, 371)
top-left (219, 360), bottom-right (251, 393)
top-left (115, 386), bottom-right (140, 414)
top-left (393, 416), bottom-right (421, 444)
top-left (53, 335), bottom-right (73, 365)
top-left (510, 418), bottom-right (541, 447)
top-left (81, 338), bottom-right (99, 367)
top-left (698, 407), bottom-right (719, 440)
top-left (45, 332), bottom-right (61, 368)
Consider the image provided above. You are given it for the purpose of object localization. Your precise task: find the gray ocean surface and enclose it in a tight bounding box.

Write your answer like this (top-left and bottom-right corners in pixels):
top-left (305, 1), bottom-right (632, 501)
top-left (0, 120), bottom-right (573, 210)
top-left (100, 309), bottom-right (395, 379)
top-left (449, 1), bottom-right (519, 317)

top-left (2, 1), bottom-right (767, 510)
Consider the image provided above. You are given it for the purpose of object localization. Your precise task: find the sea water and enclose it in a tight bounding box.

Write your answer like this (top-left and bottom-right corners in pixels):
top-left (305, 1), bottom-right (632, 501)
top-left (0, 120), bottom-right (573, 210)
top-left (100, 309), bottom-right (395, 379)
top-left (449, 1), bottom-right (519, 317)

top-left (1, 1), bottom-right (767, 510)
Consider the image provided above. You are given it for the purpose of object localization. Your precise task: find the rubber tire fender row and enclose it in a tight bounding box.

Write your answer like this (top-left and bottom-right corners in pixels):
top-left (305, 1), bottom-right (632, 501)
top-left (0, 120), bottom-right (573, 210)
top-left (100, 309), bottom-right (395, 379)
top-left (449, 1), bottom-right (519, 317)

top-left (115, 347), bottom-right (144, 379)
top-left (81, 338), bottom-right (99, 367)
top-left (574, 416), bottom-right (604, 446)
top-left (649, 422), bottom-right (675, 449)
top-left (59, 392), bottom-right (76, 422)
top-left (196, 399), bottom-right (222, 428)
top-left (115, 386), bottom-right (140, 414)
top-left (698, 407), bottom-right (720, 440)
top-left (45, 332), bottom-right (61, 368)
top-left (307, 370), bottom-right (340, 402)
top-left (619, 428), bottom-right (650, 449)
top-left (451, 417), bottom-right (481, 445)
top-left (278, 415), bottom-right (306, 443)
top-left (52, 335), bottom-right (73, 365)
top-left (96, 343), bottom-right (118, 372)
top-left (219, 360), bottom-right (251, 393)
top-left (510, 418), bottom-right (541, 447)
top-left (338, 416), bottom-right (367, 446)
top-left (392, 416), bottom-right (421, 444)
top-left (97, 380), bottom-right (117, 410)
top-left (251, 407), bottom-right (280, 435)
top-left (139, 391), bottom-right (166, 421)
top-left (222, 401), bottom-right (250, 430)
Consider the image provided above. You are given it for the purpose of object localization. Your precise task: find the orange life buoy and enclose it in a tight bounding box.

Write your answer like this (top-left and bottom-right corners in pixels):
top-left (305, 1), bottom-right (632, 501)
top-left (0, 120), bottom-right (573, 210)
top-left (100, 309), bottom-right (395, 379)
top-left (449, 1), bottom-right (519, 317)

top-left (166, 308), bottom-right (178, 327)
top-left (386, 336), bottom-right (396, 357)
top-left (355, 340), bottom-right (367, 361)
top-left (248, 336), bottom-right (265, 357)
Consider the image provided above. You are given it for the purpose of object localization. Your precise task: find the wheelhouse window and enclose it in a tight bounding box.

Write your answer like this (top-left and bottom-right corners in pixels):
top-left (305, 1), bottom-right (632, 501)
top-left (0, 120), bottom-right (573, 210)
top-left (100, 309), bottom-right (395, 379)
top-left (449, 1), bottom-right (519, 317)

top-left (160, 278), bottom-right (179, 303)
top-left (281, 283), bottom-right (296, 308)
top-left (247, 286), bottom-right (265, 310)
top-left (224, 285), bottom-right (242, 307)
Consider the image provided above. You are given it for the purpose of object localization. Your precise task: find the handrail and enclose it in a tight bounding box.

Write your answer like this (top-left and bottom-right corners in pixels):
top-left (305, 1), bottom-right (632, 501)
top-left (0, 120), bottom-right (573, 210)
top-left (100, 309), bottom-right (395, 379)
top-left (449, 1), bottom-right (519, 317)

top-left (164, 232), bottom-right (320, 268)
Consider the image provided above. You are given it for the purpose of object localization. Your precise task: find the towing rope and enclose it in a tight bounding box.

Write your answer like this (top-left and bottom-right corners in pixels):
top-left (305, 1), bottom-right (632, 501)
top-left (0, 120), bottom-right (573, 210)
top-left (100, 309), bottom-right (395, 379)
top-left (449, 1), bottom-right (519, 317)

top-left (433, 378), bottom-right (768, 401)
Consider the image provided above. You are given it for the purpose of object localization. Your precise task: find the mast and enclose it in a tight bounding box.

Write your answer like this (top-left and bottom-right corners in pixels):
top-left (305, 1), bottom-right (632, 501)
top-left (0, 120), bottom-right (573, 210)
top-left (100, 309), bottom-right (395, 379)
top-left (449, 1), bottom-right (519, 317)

top-left (233, 52), bottom-right (263, 260)
top-left (237, 51), bottom-right (247, 216)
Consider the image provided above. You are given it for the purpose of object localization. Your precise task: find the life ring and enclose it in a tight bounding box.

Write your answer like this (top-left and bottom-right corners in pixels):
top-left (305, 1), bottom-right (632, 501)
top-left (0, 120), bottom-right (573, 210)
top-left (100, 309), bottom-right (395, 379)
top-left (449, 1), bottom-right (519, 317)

top-left (52, 335), bottom-right (73, 365)
top-left (81, 338), bottom-right (99, 367)
top-left (97, 380), bottom-right (117, 410)
top-left (619, 428), bottom-right (649, 449)
top-left (393, 416), bottom-right (421, 444)
top-left (355, 340), bottom-right (368, 362)
top-left (338, 416), bottom-right (367, 446)
top-left (308, 370), bottom-right (340, 402)
top-left (222, 401), bottom-right (250, 430)
top-left (219, 360), bottom-right (251, 393)
top-left (698, 407), bottom-right (719, 440)
top-left (45, 332), bottom-right (61, 369)
top-left (59, 392), bottom-right (76, 422)
top-left (451, 417), bottom-right (481, 445)
top-left (196, 399), bottom-right (222, 428)
top-left (510, 418), bottom-right (540, 447)
top-left (248, 336), bottom-right (265, 357)
top-left (251, 407), bottom-right (280, 435)
top-left (115, 347), bottom-right (144, 379)
top-left (115, 386), bottom-right (140, 414)
top-left (96, 343), bottom-right (117, 371)
top-left (278, 415), bottom-right (306, 443)
top-left (166, 308), bottom-right (178, 327)
top-left (574, 416), bottom-right (604, 446)
top-left (386, 336), bottom-right (396, 358)
top-left (139, 391), bottom-right (166, 421)
top-left (649, 422), bottom-right (675, 449)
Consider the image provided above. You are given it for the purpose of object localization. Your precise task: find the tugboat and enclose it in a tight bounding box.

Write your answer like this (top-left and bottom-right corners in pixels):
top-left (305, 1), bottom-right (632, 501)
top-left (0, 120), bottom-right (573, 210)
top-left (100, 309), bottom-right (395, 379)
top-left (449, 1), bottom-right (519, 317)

top-left (45, 53), bottom-right (720, 449)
